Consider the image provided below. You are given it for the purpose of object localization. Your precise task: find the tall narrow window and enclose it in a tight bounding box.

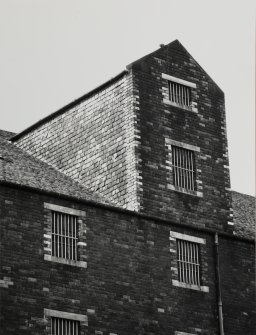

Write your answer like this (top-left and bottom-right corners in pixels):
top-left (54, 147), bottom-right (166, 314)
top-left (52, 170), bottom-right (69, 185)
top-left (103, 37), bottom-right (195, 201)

top-left (169, 81), bottom-right (191, 107)
top-left (51, 317), bottom-right (79, 335)
top-left (51, 211), bottom-right (78, 261)
top-left (176, 239), bottom-right (201, 286)
top-left (171, 146), bottom-right (196, 191)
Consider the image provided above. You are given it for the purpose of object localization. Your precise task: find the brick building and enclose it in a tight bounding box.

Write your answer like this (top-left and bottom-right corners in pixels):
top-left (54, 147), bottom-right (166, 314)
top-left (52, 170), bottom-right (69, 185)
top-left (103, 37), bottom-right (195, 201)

top-left (0, 40), bottom-right (255, 335)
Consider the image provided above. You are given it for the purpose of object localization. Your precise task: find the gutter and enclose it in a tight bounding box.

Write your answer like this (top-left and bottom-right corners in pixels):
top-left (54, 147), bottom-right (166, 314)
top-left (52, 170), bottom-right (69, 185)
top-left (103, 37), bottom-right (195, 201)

top-left (215, 233), bottom-right (225, 335)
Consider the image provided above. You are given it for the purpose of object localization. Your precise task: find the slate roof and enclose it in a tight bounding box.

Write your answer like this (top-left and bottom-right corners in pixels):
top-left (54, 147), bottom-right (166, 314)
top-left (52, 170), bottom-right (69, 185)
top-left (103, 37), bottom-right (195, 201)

top-left (232, 190), bottom-right (255, 239)
top-left (0, 132), bottom-right (113, 205)
top-left (0, 129), bottom-right (16, 140)
top-left (1, 129), bottom-right (255, 239)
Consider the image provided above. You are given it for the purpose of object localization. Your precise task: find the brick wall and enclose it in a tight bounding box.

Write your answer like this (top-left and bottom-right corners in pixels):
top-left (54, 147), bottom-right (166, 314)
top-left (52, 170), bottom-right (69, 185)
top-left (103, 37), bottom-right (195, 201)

top-left (1, 185), bottom-right (254, 335)
top-left (129, 41), bottom-right (233, 232)
top-left (14, 74), bottom-right (139, 211)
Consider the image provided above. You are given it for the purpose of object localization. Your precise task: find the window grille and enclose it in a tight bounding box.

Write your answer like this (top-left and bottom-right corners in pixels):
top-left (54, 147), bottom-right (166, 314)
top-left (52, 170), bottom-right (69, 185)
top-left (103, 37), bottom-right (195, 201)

top-left (176, 239), bottom-right (201, 286)
top-left (51, 317), bottom-right (79, 335)
top-left (169, 81), bottom-right (191, 107)
top-left (171, 146), bottom-right (196, 191)
top-left (51, 211), bottom-right (78, 261)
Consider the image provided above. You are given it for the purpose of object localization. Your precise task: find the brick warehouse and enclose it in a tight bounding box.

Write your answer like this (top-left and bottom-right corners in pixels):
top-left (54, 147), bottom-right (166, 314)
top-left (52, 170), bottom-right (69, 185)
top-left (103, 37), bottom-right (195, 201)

top-left (0, 40), bottom-right (255, 334)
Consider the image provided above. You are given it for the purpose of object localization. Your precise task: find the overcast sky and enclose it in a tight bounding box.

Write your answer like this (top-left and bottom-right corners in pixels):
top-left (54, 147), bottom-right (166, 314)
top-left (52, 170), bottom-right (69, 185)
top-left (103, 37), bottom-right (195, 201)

top-left (0, 0), bottom-right (255, 195)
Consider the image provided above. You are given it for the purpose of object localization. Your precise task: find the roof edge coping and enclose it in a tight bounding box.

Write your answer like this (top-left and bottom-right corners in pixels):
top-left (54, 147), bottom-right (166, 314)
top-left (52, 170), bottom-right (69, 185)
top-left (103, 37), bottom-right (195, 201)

top-left (11, 70), bottom-right (128, 142)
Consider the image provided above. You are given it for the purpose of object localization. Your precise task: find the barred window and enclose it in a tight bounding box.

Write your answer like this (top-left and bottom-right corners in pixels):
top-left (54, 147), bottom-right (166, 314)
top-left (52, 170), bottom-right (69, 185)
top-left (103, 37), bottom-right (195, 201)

top-left (169, 81), bottom-right (191, 107)
top-left (176, 239), bottom-right (201, 286)
top-left (51, 317), bottom-right (79, 335)
top-left (51, 211), bottom-right (78, 261)
top-left (171, 146), bottom-right (196, 191)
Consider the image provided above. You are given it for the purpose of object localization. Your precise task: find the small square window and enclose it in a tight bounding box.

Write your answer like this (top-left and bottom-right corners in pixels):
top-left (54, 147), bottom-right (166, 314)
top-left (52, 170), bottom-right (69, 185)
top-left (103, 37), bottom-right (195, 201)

top-left (169, 81), bottom-right (191, 107)
top-left (162, 73), bottom-right (197, 112)
top-left (176, 239), bottom-right (201, 286)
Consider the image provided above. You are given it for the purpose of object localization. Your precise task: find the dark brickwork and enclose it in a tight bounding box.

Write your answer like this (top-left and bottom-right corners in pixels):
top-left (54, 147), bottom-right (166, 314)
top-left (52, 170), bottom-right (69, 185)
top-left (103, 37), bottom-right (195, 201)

top-left (1, 185), bottom-right (255, 334)
top-left (129, 41), bottom-right (233, 232)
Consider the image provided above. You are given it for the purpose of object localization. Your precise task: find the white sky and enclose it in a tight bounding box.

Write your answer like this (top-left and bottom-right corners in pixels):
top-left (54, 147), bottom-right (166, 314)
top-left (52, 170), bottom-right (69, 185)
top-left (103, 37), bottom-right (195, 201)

top-left (0, 0), bottom-right (255, 195)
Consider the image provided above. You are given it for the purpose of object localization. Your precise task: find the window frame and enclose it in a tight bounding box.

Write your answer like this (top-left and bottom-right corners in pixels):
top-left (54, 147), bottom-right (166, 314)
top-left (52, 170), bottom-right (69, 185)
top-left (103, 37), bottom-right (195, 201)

top-left (165, 138), bottom-right (203, 197)
top-left (162, 73), bottom-right (198, 113)
top-left (43, 203), bottom-right (87, 268)
top-left (169, 231), bottom-right (209, 292)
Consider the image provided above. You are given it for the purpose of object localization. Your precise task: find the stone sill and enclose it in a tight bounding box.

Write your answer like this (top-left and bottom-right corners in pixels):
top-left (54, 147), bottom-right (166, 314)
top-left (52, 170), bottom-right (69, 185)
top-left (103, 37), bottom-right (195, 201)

top-left (163, 99), bottom-right (198, 113)
top-left (167, 184), bottom-right (203, 197)
top-left (44, 254), bottom-right (87, 268)
top-left (172, 280), bottom-right (209, 292)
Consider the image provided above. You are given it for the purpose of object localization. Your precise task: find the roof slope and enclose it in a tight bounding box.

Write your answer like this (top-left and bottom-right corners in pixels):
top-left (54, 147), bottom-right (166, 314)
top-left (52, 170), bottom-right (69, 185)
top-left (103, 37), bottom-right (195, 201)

top-left (0, 129), bottom-right (16, 140)
top-left (0, 134), bottom-right (113, 205)
top-left (232, 190), bottom-right (255, 239)
top-left (11, 39), bottom-right (221, 143)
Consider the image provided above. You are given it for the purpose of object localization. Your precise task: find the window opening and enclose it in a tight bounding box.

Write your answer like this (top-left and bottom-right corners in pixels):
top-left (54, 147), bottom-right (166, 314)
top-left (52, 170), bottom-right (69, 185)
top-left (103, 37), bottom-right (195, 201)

top-left (176, 239), bottom-right (201, 286)
top-left (51, 317), bottom-right (79, 335)
top-left (51, 211), bottom-right (78, 261)
top-left (172, 146), bottom-right (196, 191)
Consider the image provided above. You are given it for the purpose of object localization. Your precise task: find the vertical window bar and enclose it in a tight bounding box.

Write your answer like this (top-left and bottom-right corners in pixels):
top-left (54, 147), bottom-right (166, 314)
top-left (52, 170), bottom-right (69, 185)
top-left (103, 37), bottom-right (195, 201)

top-left (74, 217), bottom-right (77, 261)
top-left (191, 151), bottom-right (195, 191)
top-left (67, 215), bottom-right (70, 259)
top-left (182, 148), bottom-right (185, 188)
top-left (192, 242), bottom-right (195, 285)
top-left (189, 242), bottom-right (192, 284)
top-left (184, 241), bottom-right (188, 283)
top-left (181, 239), bottom-right (184, 282)
top-left (64, 214), bottom-right (66, 259)
top-left (57, 213), bottom-right (60, 258)
top-left (177, 147), bottom-right (180, 187)
top-left (52, 212), bottom-right (54, 256)
top-left (174, 148), bottom-right (177, 186)
top-left (71, 216), bottom-right (74, 260)
top-left (196, 244), bottom-right (200, 285)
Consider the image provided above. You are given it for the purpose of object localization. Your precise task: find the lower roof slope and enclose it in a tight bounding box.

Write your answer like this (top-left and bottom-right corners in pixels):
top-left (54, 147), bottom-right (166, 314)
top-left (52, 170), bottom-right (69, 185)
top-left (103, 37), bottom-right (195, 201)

top-left (232, 190), bottom-right (255, 240)
top-left (0, 130), bottom-right (254, 240)
top-left (0, 132), bottom-right (112, 205)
